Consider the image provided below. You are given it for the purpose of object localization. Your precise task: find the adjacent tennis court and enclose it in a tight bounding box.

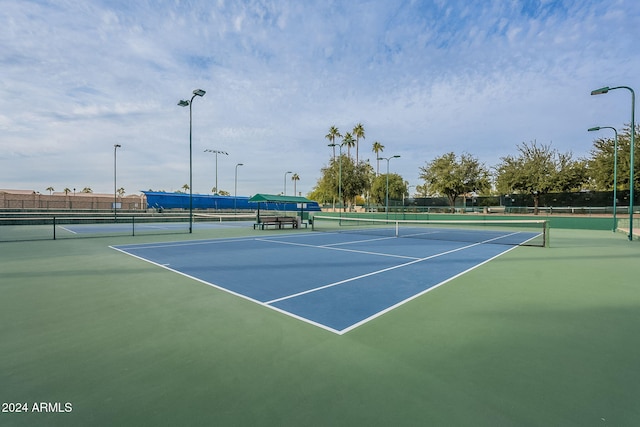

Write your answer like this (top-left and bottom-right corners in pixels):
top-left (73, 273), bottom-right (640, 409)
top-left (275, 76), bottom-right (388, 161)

top-left (112, 223), bottom-right (539, 333)
top-left (0, 213), bottom-right (256, 241)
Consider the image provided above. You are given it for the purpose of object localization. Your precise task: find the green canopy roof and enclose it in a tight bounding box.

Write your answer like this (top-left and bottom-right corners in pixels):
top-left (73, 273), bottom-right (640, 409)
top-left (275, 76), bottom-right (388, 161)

top-left (248, 193), bottom-right (315, 204)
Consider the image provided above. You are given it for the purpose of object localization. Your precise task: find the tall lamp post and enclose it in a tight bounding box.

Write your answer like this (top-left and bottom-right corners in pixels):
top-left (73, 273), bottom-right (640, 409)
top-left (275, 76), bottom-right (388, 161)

top-left (178, 89), bottom-right (206, 233)
top-left (588, 126), bottom-right (619, 232)
top-left (591, 85), bottom-right (635, 240)
top-left (113, 144), bottom-right (121, 221)
top-left (378, 155), bottom-right (401, 219)
top-left (284, 171), bottom-right (293, 196)
top-left (234, 163), bottom-right (243, 214)
top-left (204, 149), bottom-right (229, 194)
top-left (328, 142), bottom-right (346, 214)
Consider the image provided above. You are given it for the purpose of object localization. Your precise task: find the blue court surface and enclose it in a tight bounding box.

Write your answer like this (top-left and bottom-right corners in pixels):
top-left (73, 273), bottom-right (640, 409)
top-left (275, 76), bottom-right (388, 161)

top-left (58, 219), bottom-right (253, 234)
top-left (111, 231), bottom-right (532, 334)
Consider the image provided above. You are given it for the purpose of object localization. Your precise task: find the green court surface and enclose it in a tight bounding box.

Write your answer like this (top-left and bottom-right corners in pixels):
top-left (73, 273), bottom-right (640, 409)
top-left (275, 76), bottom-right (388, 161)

top-left (1, 225), bottom-right (639, 426)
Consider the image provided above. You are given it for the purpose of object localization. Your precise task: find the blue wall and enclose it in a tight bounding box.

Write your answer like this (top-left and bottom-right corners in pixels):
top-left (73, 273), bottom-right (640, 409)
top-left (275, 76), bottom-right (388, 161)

top-left (143, 191), bottom-right (320, 212)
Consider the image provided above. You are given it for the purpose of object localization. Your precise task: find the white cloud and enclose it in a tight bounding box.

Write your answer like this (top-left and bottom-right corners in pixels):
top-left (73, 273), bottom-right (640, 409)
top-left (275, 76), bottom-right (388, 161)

top-left (1, 0), bottom-right (639, 197)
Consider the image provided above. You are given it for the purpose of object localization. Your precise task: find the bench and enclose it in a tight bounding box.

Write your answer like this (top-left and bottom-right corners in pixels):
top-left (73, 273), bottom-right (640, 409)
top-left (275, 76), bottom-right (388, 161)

top-left (253, 216), bottom-right (298, 230)
top-left (276, 216), bottom-right (297, 229)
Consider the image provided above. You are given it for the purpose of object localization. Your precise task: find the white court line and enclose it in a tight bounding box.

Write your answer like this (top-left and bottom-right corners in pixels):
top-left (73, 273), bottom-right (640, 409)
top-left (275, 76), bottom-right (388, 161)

top-left (264, 231), bottom-right (522, 306)
top-left (114, 236), bottom-right (261, 250)
top-left (109, 244), bottom-right (344, 335)
top-left (56, 225), bottom-right (77, 234)
top-left (255, 237), bottom-right (420, 260)
top-left (321, 235), bottom-right (399, 247)
top-left (264, 240), bottom-right (487, 305)
top-left (110, 230), bottom-right (530, 336)
top-left (338, 244), bottom-right (521, 334)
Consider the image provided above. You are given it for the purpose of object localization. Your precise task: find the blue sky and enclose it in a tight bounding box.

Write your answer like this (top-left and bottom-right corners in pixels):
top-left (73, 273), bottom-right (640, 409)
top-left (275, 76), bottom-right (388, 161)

top-left (1, 0), bottom-right (639, 197)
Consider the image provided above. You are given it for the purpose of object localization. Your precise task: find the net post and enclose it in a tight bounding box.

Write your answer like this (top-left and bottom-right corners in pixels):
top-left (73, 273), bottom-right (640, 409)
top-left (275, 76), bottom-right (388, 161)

top-left (395, 220), bottom-right (399, 237)
top-left (53, 216), bottom-right (56, 240)
top-left (132, 216), bottom-right (135, 236)
top-left (544, 220), bottom-right (550, 248)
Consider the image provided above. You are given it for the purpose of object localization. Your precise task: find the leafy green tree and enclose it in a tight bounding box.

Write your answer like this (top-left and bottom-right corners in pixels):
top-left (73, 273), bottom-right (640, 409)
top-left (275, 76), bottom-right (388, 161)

top-left (587, 125), bottom-right (640, 191)
top-left (372, 141), bottom-right (384, 175)
top-left (419, 152), bottom-right (491, 212)
top-left (309, 154), bottom-right (373, 210)
top-left (117, 188), bottom-right (125, 197)
top-left (370, 173), bottom-right (407, 205)
top-left (352, 123), bottom-right (365, 164)
top-left (415, 184), bottom-right (428, 197)
top-left (495, 141), bottom-right (587, 214)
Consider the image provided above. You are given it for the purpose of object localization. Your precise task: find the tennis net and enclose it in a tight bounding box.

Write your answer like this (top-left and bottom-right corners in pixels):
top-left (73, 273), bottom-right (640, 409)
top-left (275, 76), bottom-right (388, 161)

top-left (311, 215), bottom-right (548, 247)
top-left (0, 212), bottom-right (257, 242)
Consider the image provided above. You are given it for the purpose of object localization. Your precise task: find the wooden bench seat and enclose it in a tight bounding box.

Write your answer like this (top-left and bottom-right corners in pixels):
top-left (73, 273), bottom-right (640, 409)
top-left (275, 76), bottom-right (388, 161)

top-left (253, 216), bottom-right (298, 230)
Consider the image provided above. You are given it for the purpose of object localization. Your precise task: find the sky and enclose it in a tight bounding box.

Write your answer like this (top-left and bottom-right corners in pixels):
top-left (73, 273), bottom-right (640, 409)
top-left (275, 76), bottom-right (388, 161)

top-left (1, 0), bottom-right (639, 198)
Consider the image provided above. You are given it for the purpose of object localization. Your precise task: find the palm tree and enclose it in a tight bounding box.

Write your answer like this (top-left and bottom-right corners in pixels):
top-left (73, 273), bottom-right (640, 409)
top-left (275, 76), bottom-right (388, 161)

top-left (372, 141), bottom-right (384, 174)
top-left (325, 126), bottom-right (342, 159)
top-left (81, 187), bottom-right (93, 193)
top-left (63, 188), bottom-right (71, 195)
top-left (343, 132), bottom-right (356, 159)
top-left (182, 184), bottom-right (190, 193)
top-left (46, 186), bottom-right (54, 195)
top-left (117, 188), bottom-right (125, 198)
top-left (352, 123), bottom-right (365, 164)
top-left (291, 173), bottom-right (300, 196)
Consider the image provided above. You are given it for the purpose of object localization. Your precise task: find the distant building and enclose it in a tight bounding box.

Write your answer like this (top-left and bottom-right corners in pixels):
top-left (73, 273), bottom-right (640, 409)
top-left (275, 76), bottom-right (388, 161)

top-left (0, 189), bottom-right (145, 210)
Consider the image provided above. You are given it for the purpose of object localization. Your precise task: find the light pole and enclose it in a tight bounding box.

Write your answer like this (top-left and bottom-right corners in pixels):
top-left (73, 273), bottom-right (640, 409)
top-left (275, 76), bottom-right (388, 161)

top-left (235, 163), bottom-right (243, 214)
top-left (204, 149), bottom-right (228, 194)
top-left (284, 171), bottom-right (292, 196)
top-left (328, 142), bottom-right (346, 213)
top-left (178, 88), bottom-right (206, 233)
top-left (588, 126), bottom-right (619, 232)
top-left (591, 85), bottom-right (636, 240)
top-left (114, 144), bottom-right (121, 221)
top-left (378, 155), bottom-right (401, 219)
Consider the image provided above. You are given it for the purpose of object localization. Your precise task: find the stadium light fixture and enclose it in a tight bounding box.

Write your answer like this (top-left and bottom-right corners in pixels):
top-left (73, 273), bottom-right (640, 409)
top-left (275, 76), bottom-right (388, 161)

top-left (591, 85), bottom-right (636, 240)
top-left (204, 149), bottom-right (229, 195)
top-left (284, 171), bottom-right (293, 196)
top-left (588, 126), bottom-right (619, 232)
top-left (378, 155), bottom-right (401, 219)
top-left (590, 87), bottom-right (610, 96)
top-left (235, 163), bottom-right (243, 214)
top-left (178, 88), bottom-right (206, 233)
top-left (114, 144), bottom-right (121, 222)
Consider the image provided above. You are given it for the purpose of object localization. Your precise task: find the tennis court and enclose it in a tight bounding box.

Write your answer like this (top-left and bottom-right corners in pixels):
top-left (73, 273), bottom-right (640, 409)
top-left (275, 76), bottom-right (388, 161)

top-left (0, 213), bottom-right (256, 242)
top-left (2, 216), bottom-right (640, 426)
top-left (112, 221), bottom-right (542, 334)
